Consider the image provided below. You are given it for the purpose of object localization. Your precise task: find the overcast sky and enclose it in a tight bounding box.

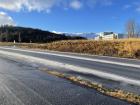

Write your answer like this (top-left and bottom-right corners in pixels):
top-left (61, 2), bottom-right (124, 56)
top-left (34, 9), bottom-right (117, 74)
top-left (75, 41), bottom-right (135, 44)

top-left (0, 0), bottom-right (140, 33)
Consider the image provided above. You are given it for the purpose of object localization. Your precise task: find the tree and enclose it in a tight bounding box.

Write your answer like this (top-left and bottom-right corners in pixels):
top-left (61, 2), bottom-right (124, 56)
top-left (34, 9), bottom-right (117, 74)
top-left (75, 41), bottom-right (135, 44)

top-left (126, 19), bottom-right (140, 38)
top-left (135, 24), bottom-right (140, 38)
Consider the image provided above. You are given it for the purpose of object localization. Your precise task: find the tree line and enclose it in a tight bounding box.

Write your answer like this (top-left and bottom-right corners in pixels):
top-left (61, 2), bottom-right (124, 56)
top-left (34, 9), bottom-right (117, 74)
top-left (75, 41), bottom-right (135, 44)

top-left (0, 25), bottom-right (86, 43)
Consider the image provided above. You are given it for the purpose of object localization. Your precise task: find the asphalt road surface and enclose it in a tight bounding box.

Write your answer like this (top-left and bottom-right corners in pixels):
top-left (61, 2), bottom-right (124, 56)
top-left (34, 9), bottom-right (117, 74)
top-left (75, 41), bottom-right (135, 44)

top-left (0, 46), bottom-right (139, 105)
top-left (0, 47), bottom-right (140, 85)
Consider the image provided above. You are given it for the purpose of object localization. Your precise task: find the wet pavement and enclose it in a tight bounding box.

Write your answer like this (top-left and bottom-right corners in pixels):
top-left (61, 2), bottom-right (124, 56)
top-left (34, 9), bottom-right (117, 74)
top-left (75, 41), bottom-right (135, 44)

top-left (0, 56), bottom-right (135, 105)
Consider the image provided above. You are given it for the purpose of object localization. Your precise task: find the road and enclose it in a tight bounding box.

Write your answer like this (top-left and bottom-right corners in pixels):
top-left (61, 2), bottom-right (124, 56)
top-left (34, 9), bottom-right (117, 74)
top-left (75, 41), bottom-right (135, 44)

top-left (0, 46), bottom-right (139, 105)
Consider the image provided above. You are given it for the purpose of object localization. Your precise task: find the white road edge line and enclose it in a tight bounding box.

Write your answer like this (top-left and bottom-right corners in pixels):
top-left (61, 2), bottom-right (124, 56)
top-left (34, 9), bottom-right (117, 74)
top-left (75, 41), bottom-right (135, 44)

top-left (0, 47), bottom-right (140, 69)
top-left (0, 50), bottom-right (140, 86)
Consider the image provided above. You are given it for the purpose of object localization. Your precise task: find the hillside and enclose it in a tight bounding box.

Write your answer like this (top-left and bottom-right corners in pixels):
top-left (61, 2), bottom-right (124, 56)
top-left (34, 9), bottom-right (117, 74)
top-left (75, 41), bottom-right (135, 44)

top-left (0, 26), bottom-right (85, 43)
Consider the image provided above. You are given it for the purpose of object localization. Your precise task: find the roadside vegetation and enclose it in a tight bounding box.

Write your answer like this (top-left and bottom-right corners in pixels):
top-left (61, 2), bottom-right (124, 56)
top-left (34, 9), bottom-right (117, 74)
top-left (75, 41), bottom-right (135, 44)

top-left (43, 70), bottom-right (140, 105)
top-left (16, 38), bottom-right (140, 59)
top-left (0, 42), bottom-right (14, 46)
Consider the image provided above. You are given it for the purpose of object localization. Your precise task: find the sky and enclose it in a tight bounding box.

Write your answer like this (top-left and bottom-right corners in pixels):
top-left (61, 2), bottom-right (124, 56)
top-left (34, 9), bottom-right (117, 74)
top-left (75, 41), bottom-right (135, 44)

top-left (0, 0), bottom-right (140, 33)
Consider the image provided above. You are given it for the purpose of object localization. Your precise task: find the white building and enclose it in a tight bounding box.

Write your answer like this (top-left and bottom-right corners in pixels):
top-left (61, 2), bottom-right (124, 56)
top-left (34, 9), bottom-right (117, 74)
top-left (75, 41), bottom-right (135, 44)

top-left (95, 32), bottom-right (122, 40)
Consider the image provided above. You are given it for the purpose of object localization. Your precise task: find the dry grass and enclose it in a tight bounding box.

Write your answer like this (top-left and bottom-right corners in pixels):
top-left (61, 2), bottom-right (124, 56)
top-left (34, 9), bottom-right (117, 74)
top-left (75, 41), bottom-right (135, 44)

top-left (18, 38), bottom-right (140, 59)
top-left (46, 70), bottom-right (140, 105)
top-left (0, 42), bottom-right (15, 46)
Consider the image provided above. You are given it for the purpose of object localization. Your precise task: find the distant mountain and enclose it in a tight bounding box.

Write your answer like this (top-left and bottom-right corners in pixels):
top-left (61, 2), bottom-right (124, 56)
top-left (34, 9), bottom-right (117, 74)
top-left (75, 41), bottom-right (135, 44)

top-left (0, 26), bottom-right (86, 43)
top-left (65, 33), bottom-right (97, 39)
top-left (52, 31), bottom-right (97, 39)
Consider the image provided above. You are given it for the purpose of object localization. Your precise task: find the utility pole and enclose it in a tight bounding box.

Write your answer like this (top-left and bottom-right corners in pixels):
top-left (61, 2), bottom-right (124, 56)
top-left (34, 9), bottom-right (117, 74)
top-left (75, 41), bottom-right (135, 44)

top-left (0, 28), bottom-right (1, 42)
top-left (6, 28), bottom-right (8, 42)
top-left (18, 32), bottom-right (21, 43)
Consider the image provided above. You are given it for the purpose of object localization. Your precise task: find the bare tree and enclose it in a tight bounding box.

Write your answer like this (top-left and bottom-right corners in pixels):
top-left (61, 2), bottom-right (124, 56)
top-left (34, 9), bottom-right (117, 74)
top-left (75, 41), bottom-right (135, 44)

top-left (135, 24), bottom-right (140, 38)
top-left (126, 19), bottom-right (140, 38)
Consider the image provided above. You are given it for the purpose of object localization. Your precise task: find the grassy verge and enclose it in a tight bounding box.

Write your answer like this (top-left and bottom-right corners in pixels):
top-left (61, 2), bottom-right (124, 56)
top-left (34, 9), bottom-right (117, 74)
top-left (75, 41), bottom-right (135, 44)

top-left (0, 42), bottom-right (15, 46)
top-left (45, 70), bottom-right (140, 105)
top-left (1, 38), bottom-right (140, 59)
top-left (17, 38), bottom-right (140, 59)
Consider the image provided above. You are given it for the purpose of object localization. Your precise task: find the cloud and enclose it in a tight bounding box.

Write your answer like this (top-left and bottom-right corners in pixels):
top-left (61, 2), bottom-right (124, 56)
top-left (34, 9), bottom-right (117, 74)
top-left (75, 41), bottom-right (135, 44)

top-left (70, 0), bottom-right (82, 10)
top-left (87, 0), bottom-right (113, 8)
top-left (102, 0), bottom-right (113, 6)
top-left (123, 4), bottom-right (132, 9)
top-left (0, 11), bottom-right (15, 26)
top-left (133, 2), bottom-right (140, 13)
top-left (121, 2), bottom-right (140, 13)
top-left (0, 0), bottom-right (23, 11)
top-left (129, 2), bottom-right (140, 13)
top-left (112, 16), bottom-right (119, 20)
top-left (0, 0), bottom-right (60, 12)
top-left (136, 7), bottom-right (140, 12)
top-left (0, 0), bottom-right (114, 12)
top-left (24, 0), bottom-right (60, 12)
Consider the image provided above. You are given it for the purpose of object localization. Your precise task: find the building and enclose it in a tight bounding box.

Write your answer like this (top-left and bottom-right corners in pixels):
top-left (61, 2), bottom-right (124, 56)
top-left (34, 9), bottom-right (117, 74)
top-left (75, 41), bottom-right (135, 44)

top-left (95, 32), bottom-right (124, 40)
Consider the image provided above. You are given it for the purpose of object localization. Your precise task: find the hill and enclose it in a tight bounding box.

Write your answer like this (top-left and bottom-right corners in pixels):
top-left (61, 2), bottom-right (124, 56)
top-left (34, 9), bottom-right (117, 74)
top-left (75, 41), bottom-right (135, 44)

top-left (0, 26), bottom-right (85, 43)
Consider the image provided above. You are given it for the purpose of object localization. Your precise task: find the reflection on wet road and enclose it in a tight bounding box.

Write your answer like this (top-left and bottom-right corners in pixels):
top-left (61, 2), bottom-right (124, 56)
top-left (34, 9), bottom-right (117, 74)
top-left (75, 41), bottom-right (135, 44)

top-left (0, 56), bottom-right (134, 105)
